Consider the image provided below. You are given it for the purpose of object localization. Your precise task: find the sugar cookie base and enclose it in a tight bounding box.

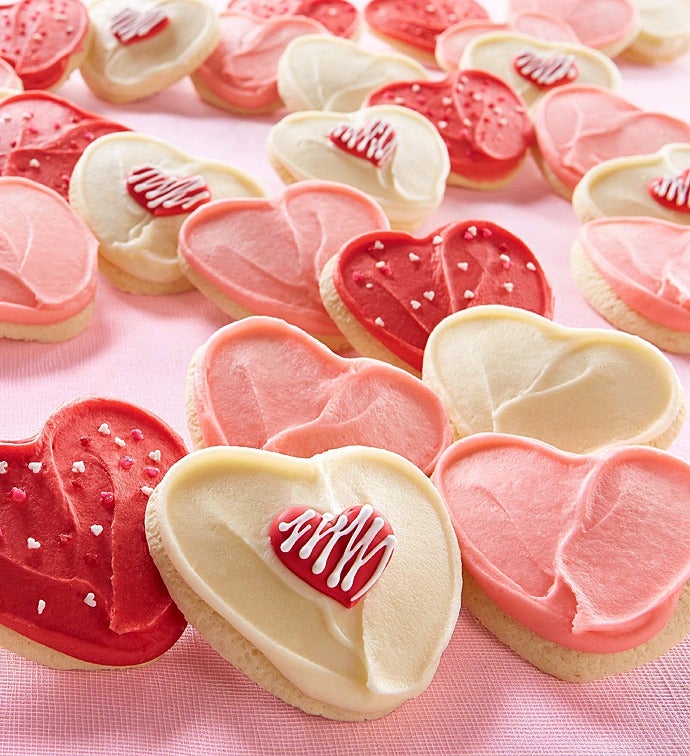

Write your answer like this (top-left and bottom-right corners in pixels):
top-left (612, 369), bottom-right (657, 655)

top-left (531, 143), bottom-right (576, 200)
top-left (184, 346), bottom-right (209, 451)
top-left (99, 255), bottom-right (193, 296)
top-left (0, 302), bottom-right (94, 342)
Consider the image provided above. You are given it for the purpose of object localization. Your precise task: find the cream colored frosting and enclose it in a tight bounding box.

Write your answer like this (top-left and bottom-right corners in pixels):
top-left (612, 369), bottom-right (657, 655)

top-left (81, 0), bottom-right (220, 102)
top-left (433, 433), bottom-right (690, 652)
top-left (267, 105), bottom-right (450, 231)
top-left (422, 305), bottom-right (684, 453)
top-left (148, 445), bottom-right (462, 715)
top-left (69, 133), bottom-right (263, 286)
top-left (626, 0), bottom-right (690, 62)
top-left (277, 34), bottom-right (430, 112)
top-left (460, 31), bottom-right (621, 108)
top-left (572, 143), bottom-right (690, 224)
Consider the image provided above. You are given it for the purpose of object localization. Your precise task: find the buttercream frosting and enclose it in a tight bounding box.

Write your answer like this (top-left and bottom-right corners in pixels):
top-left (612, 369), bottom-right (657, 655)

top-left (178, 181), bottom-right (388, 335)
top-left (625, 0), bottom-right (690, 63)
top-left (0, 60), bottom-right (23, 92)
top-left (422, 304), bottom-right (684, 452)
top-left (326, 221), bottom-right (553, 372)
top-left (365, 70), bottom-right (533, 187)
top-left (0, 398), bottom-right (188, 666)
top-left (226, 0), bottom-right (360, 38)
top-left (69, 132), bottom-right (264, 288)
top-left (188, 317), bottom-right (451, 474)
top-left (277, 33), bottom-right (431, 113)
top-left (147, 445), bottom-right (462, 715)
top-left (267, 104), bottom-right (450, 230)
top-left (433, 433), bottom-right (690, 653)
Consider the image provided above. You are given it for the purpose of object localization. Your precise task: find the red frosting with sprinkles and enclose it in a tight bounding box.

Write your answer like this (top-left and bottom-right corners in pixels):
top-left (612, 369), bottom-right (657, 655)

top-left (0, 398), bottom-right (188, 666)
top-left (364, 0), bottom-right (488, 53)
top-left (226, 0), bottom-right (359, 37)
top-left (366, 70), bottom-right (533, 185)
top-left (332, 221), bottom-right (554, 371)
top-left (0, 0), bottom-right (90, 90)
top-left (0, 91), bottom-right (129, 199)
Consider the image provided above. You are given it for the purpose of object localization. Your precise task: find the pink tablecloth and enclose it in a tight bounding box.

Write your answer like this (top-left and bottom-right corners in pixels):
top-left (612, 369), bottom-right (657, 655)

top-left (1, 1), bottom-right (689, 753)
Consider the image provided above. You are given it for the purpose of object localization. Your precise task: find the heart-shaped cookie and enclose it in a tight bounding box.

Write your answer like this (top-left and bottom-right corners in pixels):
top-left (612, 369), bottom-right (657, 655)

top-left (433, 433), bottom-right (690, 680)
top-left (422, 305), bottom-right (685, 452)
top-left (69, 132), bottom-right (263, 295)
top-left (366, 69), bottom-right (533, 188)
top-left (623, 0), bottom-right (690, 64)
top-left (0, 91), bottom-right (129, 199)
top-left (145, 445), bottom-right (461, 719)
top-left (186, 317), bottom-right (451, 473)
top-left (267, 104), bottom-right (450, 230)
top-left (0, 0), bottom-right (91, 89)
top-left (178, 181), bottom-right (388, 343)
top-left (227, 0), bottom-right (360, 38)
top-left (320, 221), bottom-right (553, 373)
top-left (80, 0), bottom-right (220, 102)
top-left (533, 85), bottom-right (690, 198)
top-left (572, 143), bottom-right (690, 224)
top-left (0, 178), bottom-right (98, 342)
top-left (0, 398), bottom-right (188, 668)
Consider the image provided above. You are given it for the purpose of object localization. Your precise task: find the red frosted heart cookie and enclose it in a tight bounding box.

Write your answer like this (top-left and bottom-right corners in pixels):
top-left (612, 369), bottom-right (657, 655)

top-left (319, 220), bottom-right (553, 373)
top-left (0, 91), bottom-right (129, 199)
top-left (0, 398), bottom-right (188, 668)
top-left (366, 69), bottom-right (532, 189)
top-left (226, 0), bottom-right (360, 37)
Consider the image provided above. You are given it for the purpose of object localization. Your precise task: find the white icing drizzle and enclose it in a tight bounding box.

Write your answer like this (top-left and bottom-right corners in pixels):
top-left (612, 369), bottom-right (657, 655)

top-left (329, 119), bottom-right (398, 167)
top-left (514, 49), bottom-right (577, 87)
top-left (277, 505), bottom-right (396, 603)
top-left (110, 8), bottom-right (168, 44)
top-left (650, 170), bottom-right (690, 210)
top-left (127, 165), bottom-right (211, 213)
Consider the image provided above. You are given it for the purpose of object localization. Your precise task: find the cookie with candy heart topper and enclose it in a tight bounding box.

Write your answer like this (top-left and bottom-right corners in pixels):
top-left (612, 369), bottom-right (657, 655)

top-left (365, 69), bottom-right (533, 189)
top-left (80, 0), bottom-right (220, 103)
top-left (622, 0), bottom-right (690, 64)
top-left (422, 305), bottom-right (685, 452)
top-left (69, 132), bottom-right (264, 295)
top-left (266, 104), bottom-right (450, 231)
top-left (226, 0), bottom-right (360, 38)
top-left (433, 433), bottom-right (690, 681)
top-left (0, 397), bottom-right (188, 668)
top-left (145, 444), bottom-right (461, 720)
top-left (186, 316), bottom-right (451, 474)
top-left (319, 221), bottom-right (553, 374)
top-left (177, 181), bottom-right (389, 346)
top-left (572, 143), bottom-right (690, 224)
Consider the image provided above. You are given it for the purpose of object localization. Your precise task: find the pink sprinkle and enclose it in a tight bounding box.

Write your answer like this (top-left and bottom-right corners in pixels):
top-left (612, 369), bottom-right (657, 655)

top-left (100, 491), bottom-right (115, 508)
top-left (57, 533), bottom-right (72, 547)
top-left (352, 270), bottom-right (367, 285)
top-left (500, 253), bottom-right (512, 270)
top-left (10, 487), bottom-right (26, 503)
top-left (120, 456), bottom-right (135, 470)
top-left (0, 526), bottom-right (4, 542)
top-left (130, 428), bottom-right (144, 441)
top-left (144, 466), bottom-right (160, 478)
top-left (482, 227), bottom-right (493, 238)
top-left (376, 263), bottom-right (392, 276)
top-left (84, 551), bottom-right (99, 566)
top-left (79, 436), bottom-right (91, 447)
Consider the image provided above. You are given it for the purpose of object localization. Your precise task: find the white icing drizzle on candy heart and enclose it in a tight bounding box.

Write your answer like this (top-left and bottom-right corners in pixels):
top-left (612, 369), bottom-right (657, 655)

top-left (329, 118), bottom-right (397, 167)
top-left (111, 8), bottom-right (169, 45)
top-left (513, 49), bottom-right (577, 88)
top-left (126, 165), bottom-right (211, 216)
top-left (649, 169), bottom-right (690, 213)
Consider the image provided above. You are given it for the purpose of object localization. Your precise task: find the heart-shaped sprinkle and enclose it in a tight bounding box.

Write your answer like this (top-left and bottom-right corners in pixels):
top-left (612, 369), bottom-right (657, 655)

top-left (110, 8), bottom-right (169, 45)
top-left (270, 504), bottom-right (396, 607)
top-left (28, 462), bottom-right (42, 474)
top-left (126, 165), bottom-right (211, 217)
top-left (90, 524), bottom-right (104, 537)
top-left (648, 169), bottom-right (690, 213)
top-left (83, 592), bottom-right (97, 608)
top-left (513, 49), bottom-right (578, 87)
top-left (27, 537), bottom-right (41, 550)
top-left (329, 119), bottom-right (397, 167)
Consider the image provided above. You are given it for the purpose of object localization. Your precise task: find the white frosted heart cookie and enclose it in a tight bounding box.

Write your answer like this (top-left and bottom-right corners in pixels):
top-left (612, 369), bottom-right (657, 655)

top-left (266, 104), bottom-right (450, 230)
top-left (624, 0), bottom-right (690, 63)
top-left (80, 0), bottom-right (220, 102)
top-left (422, 305), bottom-right (685, 453)
top-left (145, 445), bottom-right (462, 720)
top-left (69, 133), bottom-right (263, 295)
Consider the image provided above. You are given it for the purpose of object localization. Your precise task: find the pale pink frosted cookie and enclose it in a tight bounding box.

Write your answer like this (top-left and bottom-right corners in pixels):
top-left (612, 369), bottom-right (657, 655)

top-left (187, 316), bottom-right (451, 474)
top-left (533, 85), bottom-right (690, 198)
top-left (226, 0), bottom-right (360, 38)
top-left (624, 0), bottom-right (690, 64)
top-left (0, 177), bottom-right (98, 342)
top-left (69, 132), bottom-right (264, 295)
top-left (191, 11), bottom-right (326, 114)
top-left (145, 444), bottom-right (461, 719)
top-left (0, 59), bottom-right (23, 94)
top-left (572, 217), bottom-right (690, 353)
top-left (433, 433), bottom-right (690, 681)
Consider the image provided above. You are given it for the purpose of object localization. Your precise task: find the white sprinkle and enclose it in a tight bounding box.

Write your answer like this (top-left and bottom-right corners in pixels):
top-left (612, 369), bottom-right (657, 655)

top-left (98, 423), bottom-right (111, 435)
top-left (441, 96), bottom-right (452, 106)
top-left (408, 252), bottom-right (420, 262)
top-left (467, 225), bottom-right (477, 237)
top-left (27, 537), bottom-right (41, 550)
top-left (503, 282), bottom-right (514, 293)
top-left (462, 117), bottom-right (472, 127)
top-left (492, 104), bottom-right (503, 115)
top-left (37, 600), bottom-right (46, 615)
top-left (457, 261), bottom-right (469, 271)
top-left (54, 12), bottom-right (68, 21)
top-left (438, 120), bottom-right (448, 130)
top-left (0, 461), bottom-right (7, 474)
top-left (114, 436), bottom-right (126, 448)
top-left (375, 260), bottom-right (387, 269)
top-left (472, 92), bottom-right (483, 101)
top-left (500, 253), bottom-right (511, 264)
top-left (65, 24), bottom-right (74, 34)
top-left (29, 158), bottom-right (40, 168)
top-left (394, 96), bottom-right (405, 105)
top-left (464, 289), bottom-right (475, 299)
top-left (72, 460), bottom-right (85, 473)
top-left (90, 524), bottom-right (103, 536)
top-left (411, 83), bottom-right (421, 92)
top-left (372, 240), bottom-right (384, 250)
top-left (28, 462), bottom-right (42, 474)
top-left (498, 117), bottom-right (508, 127)
top-left (432, 235), bottom-right (443, 245)
top-left (526, 261), bottom-right (537, 271)
top-left (32, 33), bottom-right (42, 41)
top-left (423, 290), bottom-right (435, 301)
top-left (365, 282), bottom-right (374, 289)
top-left (21, 111), bottom-right (32, 120)
top-left (148, 450), bottom-right (161, 463)
top-left (84, 593), bottom-right (97, 608)
top-left (141, 486), bottom-right (154, 496)
top-left (410, 300), bottom-right (422, 310)
top-left (374, 316), bottom-right (385, 327)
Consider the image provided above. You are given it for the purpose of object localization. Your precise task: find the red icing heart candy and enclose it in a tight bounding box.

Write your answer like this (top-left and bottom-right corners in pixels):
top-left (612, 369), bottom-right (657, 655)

top-left (0, 398), bottom-right (188, 666)
top-left (126, 164), bottom-right (211, 216)
top-left (649, 169), bottom-right (690, 214)
top-left (110, 7), bottom-right (170, 45)
top-left (226, 0), bottom-right (359, 37)
top-left (329, 118), bottom-right (397, 167)
top-left (270, 504), bottom-right (396, 607)
top-left (513, 48), bottom-right (578, 87)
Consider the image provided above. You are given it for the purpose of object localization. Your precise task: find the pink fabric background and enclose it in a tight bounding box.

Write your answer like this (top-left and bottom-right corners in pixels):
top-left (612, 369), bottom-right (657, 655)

top-left (1, 1), bottom-right (689, 753)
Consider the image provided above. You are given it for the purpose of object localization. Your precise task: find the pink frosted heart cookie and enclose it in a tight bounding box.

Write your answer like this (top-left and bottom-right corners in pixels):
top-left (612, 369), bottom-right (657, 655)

top-left (533, 85), bottom-right (690, 198)
top-left (366, 69), bottom-right (533, 189)
top-left (0, 398), bottom-right (188, 668)
top-left (178, 181), bottom-right (388, 344)
top-left (0, 178), bottom-right (98, 343)
top-left (191, 12), bottom-right (326, 114)
top-left (145, 444), bottom-right (461, 719)
top-left (226, 0), bottom-right (360, 38)
top-left (433, 433), bottom-right (690, 681)
top-left (69, 132), bottom-right (263, 295)
top-left (572, 217), bottom-right (690, 353)
top-left (0, 91), bottom-right (129, 199)
top-left (320, 221), bottom-right (553, 374)
top-left (80, 0), bottom-right (220, 102)
top-left (422, 305), bottom-right (685, 452)
top-left (187, 317), bottom-right (451, 474)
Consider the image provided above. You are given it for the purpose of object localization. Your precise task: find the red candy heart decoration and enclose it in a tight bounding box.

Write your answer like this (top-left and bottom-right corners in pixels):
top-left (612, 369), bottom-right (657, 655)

top-left (329, 118), bottom-right (397, 167)
top-left (110, 7), bottom-right (170, 45)
top-left (270, 504), bottom-right (396, 607)
top-left (513, 49), bottom-right (578, 87)
top-left (649, 169), bottom-right (690, 214)
top-left (126, 164), bottom-right (211, 216)
top-left (226, 0), bottom-right (359, 37)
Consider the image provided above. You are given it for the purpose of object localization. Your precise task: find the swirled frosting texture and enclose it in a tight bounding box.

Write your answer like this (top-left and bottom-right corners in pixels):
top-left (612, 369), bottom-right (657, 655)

top-left (434, 433), bottom-right (690, 653)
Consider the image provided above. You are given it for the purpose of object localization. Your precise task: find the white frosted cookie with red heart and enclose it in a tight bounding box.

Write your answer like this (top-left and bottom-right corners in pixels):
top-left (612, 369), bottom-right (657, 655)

top-left (624, 0), bottom-right (690, 63)
top-left (266, 104), bottom-right (450, 230)
top-left (145, 445), bottom-right (462, 720)
top-left (69, 132), bottom-right (263, 295)
top-left (80, 0), bottom-right (220, 102)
